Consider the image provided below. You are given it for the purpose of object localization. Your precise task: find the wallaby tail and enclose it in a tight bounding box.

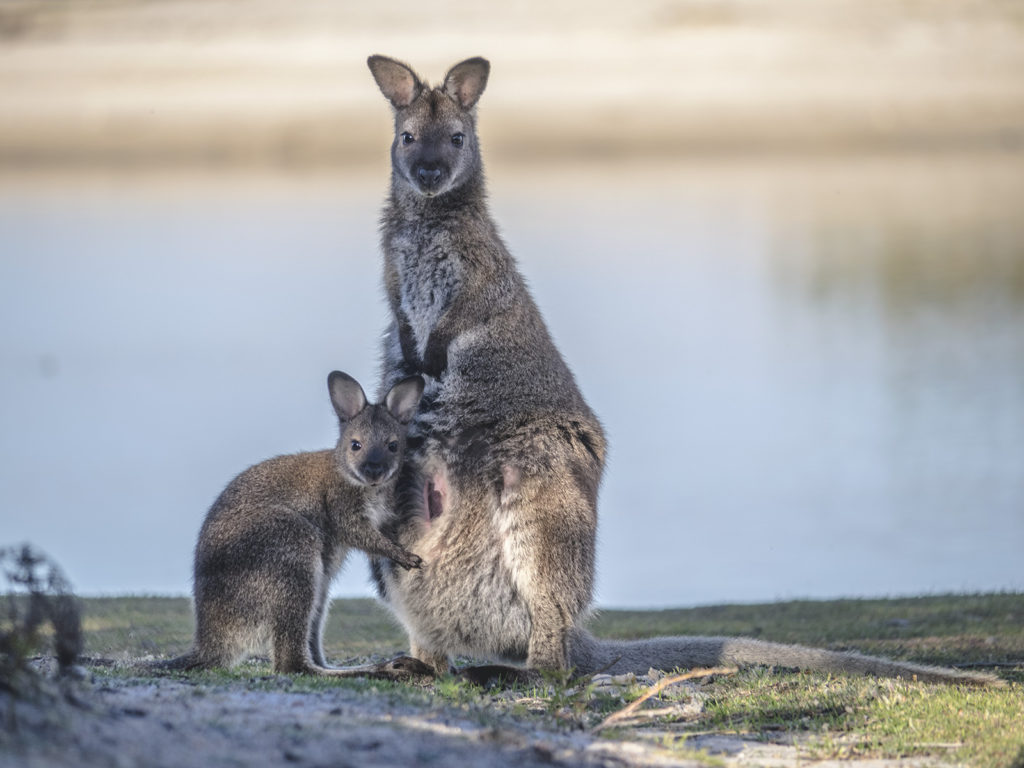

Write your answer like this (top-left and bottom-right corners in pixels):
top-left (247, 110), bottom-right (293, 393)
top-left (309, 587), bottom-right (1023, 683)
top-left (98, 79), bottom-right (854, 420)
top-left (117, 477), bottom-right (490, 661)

top-left (569, 629), bottom-right (1003, 687)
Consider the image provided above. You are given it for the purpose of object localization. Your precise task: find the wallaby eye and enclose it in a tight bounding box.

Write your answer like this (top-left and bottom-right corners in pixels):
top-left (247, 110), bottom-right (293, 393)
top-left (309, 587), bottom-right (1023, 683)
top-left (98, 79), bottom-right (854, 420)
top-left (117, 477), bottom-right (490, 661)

top-left (451, 133), bottom-right (464, 147)
top-left (387, 441), bottom-right (399, 453)
top-left (350, 440), bottom-right (362, 452)
top-left (401, 132), bottom-right (415, 145)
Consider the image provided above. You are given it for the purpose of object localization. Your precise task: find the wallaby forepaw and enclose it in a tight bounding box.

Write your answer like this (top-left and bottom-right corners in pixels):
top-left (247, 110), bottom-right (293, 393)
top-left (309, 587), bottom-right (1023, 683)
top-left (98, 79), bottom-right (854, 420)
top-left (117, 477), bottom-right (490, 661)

top-left (395, 551), bottom-right (424, 570)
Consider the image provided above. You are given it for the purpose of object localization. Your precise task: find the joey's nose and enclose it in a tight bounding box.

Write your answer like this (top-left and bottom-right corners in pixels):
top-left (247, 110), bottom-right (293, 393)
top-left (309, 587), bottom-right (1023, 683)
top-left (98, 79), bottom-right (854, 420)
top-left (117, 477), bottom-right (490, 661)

top-left (362, 461), bottom-right (387, 483)
top-left (417, 167), bottom-right (442, 188)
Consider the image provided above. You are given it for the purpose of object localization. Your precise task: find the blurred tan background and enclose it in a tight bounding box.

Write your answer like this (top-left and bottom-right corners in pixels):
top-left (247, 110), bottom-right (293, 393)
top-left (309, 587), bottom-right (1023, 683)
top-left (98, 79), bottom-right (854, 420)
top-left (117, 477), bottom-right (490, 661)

top-left (2, 0), bottom-right (1023, 167)
top-left (2, 1), bottom-right (1023, 605)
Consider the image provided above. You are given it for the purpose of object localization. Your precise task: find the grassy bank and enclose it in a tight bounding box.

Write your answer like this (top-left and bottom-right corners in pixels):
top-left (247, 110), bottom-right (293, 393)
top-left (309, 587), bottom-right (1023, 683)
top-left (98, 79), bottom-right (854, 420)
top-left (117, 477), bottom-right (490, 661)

top-left (77, 592), bottom-right (1024, 767)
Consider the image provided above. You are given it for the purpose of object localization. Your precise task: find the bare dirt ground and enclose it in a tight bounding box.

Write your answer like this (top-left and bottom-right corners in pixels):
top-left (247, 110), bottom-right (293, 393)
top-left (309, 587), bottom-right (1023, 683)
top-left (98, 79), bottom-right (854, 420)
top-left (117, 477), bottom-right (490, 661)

top-left (6, 594), bottom-right (1021, 767)
top-left (7, 673), bottom-right (625, 768)
top-left (1, 663), bottom-right (945, 768)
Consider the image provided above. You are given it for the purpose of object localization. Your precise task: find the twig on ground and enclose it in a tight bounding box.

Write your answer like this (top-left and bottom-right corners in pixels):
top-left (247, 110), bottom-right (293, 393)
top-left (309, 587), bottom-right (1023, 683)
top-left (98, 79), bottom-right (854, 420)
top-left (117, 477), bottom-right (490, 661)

top-left (591, 666), bottom-right (736, 733)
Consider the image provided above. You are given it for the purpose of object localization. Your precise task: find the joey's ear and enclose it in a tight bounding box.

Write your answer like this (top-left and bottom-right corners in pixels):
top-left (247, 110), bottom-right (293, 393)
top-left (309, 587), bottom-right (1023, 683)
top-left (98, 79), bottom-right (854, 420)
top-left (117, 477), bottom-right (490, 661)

top-left (443, 57), bottom-right (490, 109)
top-left (367, 55), bottom-right (423, 109)
top-left (385, 376), bottom-right (425, 424)
top-left (328, 371), bottom-right (368, 422)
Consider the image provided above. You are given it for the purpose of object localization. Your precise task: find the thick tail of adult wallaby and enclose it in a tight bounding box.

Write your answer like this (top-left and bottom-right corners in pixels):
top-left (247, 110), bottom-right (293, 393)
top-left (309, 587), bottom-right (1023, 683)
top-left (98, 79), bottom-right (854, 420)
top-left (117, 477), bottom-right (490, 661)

top-left (569, 628), bottom-right (1003, 687)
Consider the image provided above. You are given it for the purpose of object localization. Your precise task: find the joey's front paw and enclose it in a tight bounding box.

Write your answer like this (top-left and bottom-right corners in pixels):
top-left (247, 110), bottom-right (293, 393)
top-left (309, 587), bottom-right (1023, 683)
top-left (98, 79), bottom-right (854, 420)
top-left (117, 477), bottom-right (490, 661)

top-left (394, 550), bottom-right (424, 570)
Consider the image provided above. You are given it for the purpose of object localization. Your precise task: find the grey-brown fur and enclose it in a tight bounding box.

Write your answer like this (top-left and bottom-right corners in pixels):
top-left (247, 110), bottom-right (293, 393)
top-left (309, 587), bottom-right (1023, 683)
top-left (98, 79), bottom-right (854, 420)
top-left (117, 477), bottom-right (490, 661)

top-left (365, 55), bottom-right (1000, 688)
top-left (159, 372), bottom-right (424, 676)
top-left (568, 630), bottom-right (1001, 686)
top-left (367, 54), bottom-right (604, 675)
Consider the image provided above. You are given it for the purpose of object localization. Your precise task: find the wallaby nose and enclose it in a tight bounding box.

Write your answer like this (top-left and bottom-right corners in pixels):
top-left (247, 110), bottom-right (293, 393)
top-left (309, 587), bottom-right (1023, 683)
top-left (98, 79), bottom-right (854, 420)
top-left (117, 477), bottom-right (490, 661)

top-left (417, 167), bottom-right (442, 188)
top-left (361, 447), bottom-right (390, 483)
top-left (361, 461), bottom-right (387, 483)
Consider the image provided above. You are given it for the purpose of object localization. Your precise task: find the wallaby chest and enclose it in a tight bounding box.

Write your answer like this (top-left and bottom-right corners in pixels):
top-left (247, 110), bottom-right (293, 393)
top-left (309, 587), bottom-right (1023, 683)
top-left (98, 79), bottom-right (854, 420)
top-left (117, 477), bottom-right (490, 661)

top-left (327, 483), bottom-right (392, 531)
top-left (387, 221), bottom-right (462, 359)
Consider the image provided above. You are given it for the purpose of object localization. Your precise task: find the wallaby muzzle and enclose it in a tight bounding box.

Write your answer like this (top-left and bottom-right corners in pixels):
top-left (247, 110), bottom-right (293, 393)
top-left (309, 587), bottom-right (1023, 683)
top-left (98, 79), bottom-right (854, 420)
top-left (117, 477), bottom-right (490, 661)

top-left (359, 447), bottom-right (392, 484)
top-left (415, 166), bottom-right (443, 192)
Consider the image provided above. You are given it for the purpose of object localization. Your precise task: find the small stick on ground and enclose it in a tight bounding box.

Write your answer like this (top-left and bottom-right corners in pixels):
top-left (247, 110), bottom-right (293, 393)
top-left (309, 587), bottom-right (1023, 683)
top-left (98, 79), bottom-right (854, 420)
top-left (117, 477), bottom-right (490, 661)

top-left (591, 666), bottom-right (737, 733)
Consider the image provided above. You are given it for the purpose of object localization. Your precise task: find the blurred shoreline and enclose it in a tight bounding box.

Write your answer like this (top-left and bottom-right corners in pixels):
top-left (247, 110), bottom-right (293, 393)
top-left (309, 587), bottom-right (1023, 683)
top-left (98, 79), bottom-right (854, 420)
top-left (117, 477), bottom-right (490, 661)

top-left (2, 0), bottom-right (1023, 169)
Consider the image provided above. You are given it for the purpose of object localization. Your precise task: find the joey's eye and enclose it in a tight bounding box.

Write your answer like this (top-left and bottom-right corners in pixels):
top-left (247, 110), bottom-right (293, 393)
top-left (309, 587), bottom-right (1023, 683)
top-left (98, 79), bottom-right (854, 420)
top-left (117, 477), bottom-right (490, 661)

top-left (387, 441), bottom-right (399, 453)
top-left (451, 133), bottom-right (464, 147)
top-left (350, 440), bottom-right (362, 452)
top-left (401, 132), bottom-right (415, 145)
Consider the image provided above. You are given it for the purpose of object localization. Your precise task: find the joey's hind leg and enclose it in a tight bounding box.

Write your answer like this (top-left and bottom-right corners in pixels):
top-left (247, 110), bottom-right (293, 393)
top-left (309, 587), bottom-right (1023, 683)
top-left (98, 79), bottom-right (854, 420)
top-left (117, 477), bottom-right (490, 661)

top-left (307, 569), bottom-right (333, 668)
top-left (271, 588), bottom-right (321, 676)
top-left (190, 573), bottom-right (256, 669)
top-left (264, 521), bottom-right (326, 675)
top-left (190, 614), bottom-right (247, 670)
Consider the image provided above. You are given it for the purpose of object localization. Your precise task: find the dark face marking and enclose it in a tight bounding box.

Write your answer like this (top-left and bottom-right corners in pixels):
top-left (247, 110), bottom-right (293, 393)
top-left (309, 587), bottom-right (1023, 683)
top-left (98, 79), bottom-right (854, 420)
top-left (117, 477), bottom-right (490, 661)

top-left (390, 89), bottom-right (479, 198)
top-left (331, 376), bottom-right (423, 488)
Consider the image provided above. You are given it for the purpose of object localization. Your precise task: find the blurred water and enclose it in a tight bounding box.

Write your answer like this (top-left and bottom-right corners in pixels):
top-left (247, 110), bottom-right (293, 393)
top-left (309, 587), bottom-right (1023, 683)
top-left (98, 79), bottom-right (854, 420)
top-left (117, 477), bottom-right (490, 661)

top-left (1, 155), bottom-right (1022, 608)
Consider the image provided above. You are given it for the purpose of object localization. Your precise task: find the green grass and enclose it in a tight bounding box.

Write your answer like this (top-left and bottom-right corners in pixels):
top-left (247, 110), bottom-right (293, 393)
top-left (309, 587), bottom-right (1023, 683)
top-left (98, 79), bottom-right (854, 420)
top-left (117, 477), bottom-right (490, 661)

top-left (80, 596), bottom-right (195, 658)
top-left (80, 596), bottom-right (409, 661)
top-left (591, 593), bottom-right (1024, 674)
top-left (696, 668), bottom-right (1024, 767)
top-left (76, 592), bottom-right (1024, 768)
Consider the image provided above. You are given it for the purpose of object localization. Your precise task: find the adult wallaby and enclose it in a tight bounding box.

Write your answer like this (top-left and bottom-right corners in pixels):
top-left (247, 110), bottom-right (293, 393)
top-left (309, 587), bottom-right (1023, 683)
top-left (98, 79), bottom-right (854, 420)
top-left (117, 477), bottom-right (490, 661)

top-left (365, 55), bottom-right (1000, 687)
top-left (157, 372), bottom-right (424, 676)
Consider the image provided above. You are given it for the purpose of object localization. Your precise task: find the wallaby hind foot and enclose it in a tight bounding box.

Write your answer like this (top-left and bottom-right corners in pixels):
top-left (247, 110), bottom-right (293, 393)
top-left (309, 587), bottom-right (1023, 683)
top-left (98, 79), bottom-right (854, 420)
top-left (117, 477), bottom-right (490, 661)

top-left (292, 655), bottom-right (437, 681)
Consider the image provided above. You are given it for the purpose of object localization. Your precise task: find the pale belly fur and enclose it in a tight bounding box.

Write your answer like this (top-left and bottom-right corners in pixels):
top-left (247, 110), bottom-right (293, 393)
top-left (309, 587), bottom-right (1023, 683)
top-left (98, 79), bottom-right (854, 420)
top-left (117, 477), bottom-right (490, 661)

top-left (381, 469), bottom-right (533, 664)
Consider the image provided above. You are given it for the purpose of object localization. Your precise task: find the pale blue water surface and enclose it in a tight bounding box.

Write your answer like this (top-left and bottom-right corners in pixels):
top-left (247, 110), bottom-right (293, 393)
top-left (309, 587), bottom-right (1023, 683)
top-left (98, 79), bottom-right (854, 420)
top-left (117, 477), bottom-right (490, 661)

top-left (1, 155), bottom-right (1022, 607)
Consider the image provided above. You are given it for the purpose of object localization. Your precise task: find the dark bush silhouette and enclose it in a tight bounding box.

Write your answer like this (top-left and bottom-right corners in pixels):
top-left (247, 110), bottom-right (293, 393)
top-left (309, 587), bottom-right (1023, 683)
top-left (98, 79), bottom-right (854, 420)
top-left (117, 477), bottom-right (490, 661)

top-left (1, 544), bottom-right (82, 695)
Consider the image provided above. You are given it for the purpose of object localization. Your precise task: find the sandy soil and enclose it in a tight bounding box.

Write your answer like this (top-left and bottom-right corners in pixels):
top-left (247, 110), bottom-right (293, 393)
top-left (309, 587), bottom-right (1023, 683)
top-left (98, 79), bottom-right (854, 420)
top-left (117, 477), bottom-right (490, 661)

top-left (1, 0), bottom-right (1023, 166)
top-left (0, 667), bottom-right (711, 768)
top-left (1, 664), bottom-right (946, 768)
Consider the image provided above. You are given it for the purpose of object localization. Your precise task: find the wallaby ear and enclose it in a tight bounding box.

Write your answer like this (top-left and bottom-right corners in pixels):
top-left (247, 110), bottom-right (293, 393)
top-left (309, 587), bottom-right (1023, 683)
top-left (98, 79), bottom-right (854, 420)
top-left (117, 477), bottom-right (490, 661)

top-left (328, 371), bottom-right (368, 422)
top-left (367, 55), bottom-right (423, 109)
top-left (443, 57), bottom-right (490, 109)
top-left (385, 376), bottom-right (425, 424)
